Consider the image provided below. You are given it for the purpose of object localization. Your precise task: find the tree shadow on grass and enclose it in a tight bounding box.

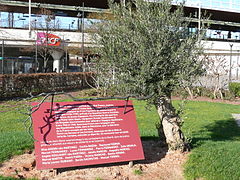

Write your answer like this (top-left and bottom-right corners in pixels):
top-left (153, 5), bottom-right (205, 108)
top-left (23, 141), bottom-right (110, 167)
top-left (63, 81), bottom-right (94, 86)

top-left (191, 118), bottom-right (240, 148)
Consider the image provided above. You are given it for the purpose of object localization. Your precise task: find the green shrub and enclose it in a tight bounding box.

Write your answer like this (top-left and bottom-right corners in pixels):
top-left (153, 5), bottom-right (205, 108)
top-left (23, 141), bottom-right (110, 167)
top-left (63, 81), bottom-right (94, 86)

top-left (172, 87), bottom-right (188, 98)
top-left (229, 82), bottom-right (240, 97)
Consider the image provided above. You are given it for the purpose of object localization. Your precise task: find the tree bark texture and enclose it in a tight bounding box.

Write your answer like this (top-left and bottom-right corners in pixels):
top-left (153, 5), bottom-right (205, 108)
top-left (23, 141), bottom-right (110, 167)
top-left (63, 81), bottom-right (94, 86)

top-left (156, 96), bottom-right (189, 151)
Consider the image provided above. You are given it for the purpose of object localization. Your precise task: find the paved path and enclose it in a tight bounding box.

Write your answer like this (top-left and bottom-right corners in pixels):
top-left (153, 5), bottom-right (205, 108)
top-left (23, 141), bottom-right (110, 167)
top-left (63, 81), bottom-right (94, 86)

top-left (232, 114), bottom-right (240, 127)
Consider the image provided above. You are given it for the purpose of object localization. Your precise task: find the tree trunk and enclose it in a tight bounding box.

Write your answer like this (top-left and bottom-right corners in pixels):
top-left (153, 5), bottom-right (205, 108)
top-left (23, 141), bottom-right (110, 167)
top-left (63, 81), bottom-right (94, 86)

top-left (43, 57), bottom-right (48, 73)
top-left (213, 87), bottom-right (217, 99)
top-left (185, 87), bottom-right (193, 99)
top-left (219, 89), bottom-right (223, 100)
top-left (156, 96), bottom-right (189, 151)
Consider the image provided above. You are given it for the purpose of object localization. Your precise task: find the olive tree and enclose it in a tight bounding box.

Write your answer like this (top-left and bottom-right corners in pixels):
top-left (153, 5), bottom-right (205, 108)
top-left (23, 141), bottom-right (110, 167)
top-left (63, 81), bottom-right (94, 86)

top-left (94, 0), bottom-right (205, 151)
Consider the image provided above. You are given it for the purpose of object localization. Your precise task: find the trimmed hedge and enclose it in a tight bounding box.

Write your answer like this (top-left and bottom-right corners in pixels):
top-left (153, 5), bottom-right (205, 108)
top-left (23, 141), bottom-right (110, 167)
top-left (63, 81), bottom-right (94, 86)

top-left (0, 72), bottom-right (94, 99)
top-left (229, 82), bottom-right (240, 97)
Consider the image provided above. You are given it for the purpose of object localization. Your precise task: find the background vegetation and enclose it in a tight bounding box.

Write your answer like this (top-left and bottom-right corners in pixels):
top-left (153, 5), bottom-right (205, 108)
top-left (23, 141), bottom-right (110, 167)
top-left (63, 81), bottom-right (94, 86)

top-left (229, 82), bottom-right (240, 97)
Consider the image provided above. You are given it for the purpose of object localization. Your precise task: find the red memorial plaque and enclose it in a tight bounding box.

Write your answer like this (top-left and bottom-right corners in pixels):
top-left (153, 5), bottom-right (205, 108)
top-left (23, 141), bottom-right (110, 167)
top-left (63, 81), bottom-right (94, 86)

top-left (32, 100), bottom-right (145, 169)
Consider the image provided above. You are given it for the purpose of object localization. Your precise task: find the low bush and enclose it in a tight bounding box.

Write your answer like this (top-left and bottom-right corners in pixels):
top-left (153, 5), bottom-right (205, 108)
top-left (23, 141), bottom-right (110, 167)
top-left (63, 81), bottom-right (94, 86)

top-left (229, 82), bottom-right (240, 97)
top-left (173, 86), bottom-right (233, 100)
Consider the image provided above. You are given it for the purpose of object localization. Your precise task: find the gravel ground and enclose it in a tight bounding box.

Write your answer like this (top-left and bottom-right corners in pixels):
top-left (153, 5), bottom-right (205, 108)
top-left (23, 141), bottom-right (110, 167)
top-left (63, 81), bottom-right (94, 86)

top-left (0, 140), bottom-right (188, 180)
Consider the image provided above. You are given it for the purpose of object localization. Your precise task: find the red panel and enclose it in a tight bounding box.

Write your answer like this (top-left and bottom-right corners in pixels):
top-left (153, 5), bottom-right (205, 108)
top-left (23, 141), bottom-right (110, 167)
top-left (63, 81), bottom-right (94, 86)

top-left (32, 100), bottom-right (144, 170)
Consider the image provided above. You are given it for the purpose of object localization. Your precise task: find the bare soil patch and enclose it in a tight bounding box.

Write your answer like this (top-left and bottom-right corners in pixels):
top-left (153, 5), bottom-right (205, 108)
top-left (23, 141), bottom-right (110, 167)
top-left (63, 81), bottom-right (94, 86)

top-left (0, 141), bottom-right (188, 180)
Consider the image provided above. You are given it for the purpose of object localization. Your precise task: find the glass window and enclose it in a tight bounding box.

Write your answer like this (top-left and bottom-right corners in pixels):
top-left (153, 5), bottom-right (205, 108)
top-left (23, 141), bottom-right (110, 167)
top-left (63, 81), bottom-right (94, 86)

top-left (185, 0), bottom-right (240, 12)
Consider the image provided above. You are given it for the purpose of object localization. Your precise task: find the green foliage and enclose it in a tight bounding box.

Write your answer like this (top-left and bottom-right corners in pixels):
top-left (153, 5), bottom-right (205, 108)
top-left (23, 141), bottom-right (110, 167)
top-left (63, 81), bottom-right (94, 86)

top-left (180, 101), bottom-right (240, 179)
top-left (229, 82), bottom-right (240, 97)
top-left (94, 0), bottom-right (205, 103)
top-left (191, 87), bottom-right (213, 98)
top-left (133, 169), bottom-right (143, 175)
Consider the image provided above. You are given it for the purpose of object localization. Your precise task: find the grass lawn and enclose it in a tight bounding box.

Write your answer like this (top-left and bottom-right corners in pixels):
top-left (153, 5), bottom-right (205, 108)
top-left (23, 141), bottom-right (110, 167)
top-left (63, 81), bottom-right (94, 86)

top-left (0, 101), bottom-right (33, 163)
top-left (180, 101), bottom-right (240, 180)
top-left (1, 97), bottom-right (240, 180)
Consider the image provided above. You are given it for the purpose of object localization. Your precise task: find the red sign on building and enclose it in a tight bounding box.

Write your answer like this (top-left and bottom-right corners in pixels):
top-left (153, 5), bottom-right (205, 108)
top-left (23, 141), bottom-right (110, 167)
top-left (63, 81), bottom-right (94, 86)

top-left (37, 32), bottom-right (61, 46)
top-left (32, 100), bottom-right (145, 170)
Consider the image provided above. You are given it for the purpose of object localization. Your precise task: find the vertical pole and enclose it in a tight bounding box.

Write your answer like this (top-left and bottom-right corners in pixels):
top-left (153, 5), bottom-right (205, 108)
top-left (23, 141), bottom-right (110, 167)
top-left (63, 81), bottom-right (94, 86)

top-left (82, 2), bottom-right (85, 71)
top-left (12, 60), bottom-right (14, 74)
top-left (62, 36), bottom-right (64, 72)
top-left (29, 0), bottom-right (32, 38)
top-left (198, 2), bottom-right (201, 40)
top-left (229, 44), bottom-right (233, 83)
top-left (65, 43), bottom-right (67, 72)
top-left (17, 57), bottom-right (19, 74)
top-left (11, 12), bottom-right (14, 28)
top-left (8, 12), bottom-right (10, 27)
top-left (77, 15), bottom-right (80, 31)
top-left (1, 40), bottom-right (4, 74)
top-left (8, 13), bottom-right (13, 28)
top-left (35, 19), bottom-right (38, 73)
top-left (35, 39), bottom-right (38, 72)
top-left (35, 19), bottom-right (37, 29)
top-left (237, 50), bottom-right (239, 80)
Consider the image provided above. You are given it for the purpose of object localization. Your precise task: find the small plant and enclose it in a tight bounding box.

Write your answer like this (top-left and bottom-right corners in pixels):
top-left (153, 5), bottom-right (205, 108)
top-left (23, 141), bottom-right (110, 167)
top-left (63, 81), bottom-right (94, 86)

top-left (133, 169), bottom-right (143, 175)
top-left (81, 88), bottom-right (100, 97)
top-left (0, 176), bottom-right (19, 180)
top-left (95, 177), bottom-right (103, 180)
